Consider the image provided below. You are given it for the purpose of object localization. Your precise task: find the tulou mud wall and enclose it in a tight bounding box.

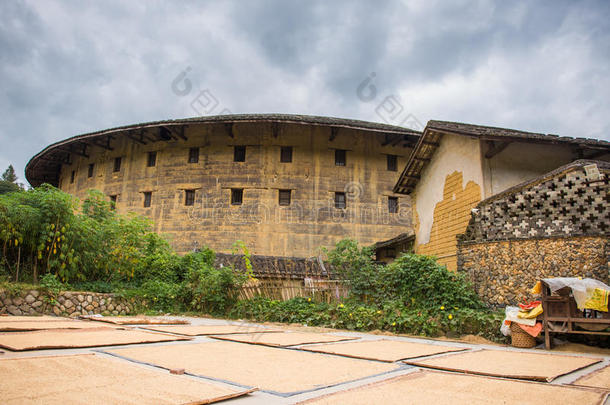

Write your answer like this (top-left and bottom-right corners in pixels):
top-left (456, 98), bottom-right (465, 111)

top-left (458, 161), bottom-right (609, 307)
top-left (56, 121), bottom-right (413, 258)
top-left (0, 289), bottom-right (138, 317)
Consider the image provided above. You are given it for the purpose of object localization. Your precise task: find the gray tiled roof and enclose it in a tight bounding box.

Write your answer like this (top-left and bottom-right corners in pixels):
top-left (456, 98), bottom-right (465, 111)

top-left (26, 114), bottom-right (421, 187)
top-left (394, 120), bottom-right (610, 194)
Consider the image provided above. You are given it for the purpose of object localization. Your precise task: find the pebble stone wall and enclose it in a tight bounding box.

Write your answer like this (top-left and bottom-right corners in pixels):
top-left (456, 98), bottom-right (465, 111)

top-left (459, 236), bottom-right (608, 307)
top-left (458, 161), bottom-right (609, 307)
top-left (0, 289), bottom-right (137, 317)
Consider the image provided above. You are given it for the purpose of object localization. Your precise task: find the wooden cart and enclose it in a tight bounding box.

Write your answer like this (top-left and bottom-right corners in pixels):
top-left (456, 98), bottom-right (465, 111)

top-left (541, 280), bottom-right (610, 349)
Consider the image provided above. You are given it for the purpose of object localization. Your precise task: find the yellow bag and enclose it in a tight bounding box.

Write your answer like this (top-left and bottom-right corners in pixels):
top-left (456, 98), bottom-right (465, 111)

top-left (531, 281), bottom-right (542, 295)
top-left (518, 304), bottom-right (543, 319)
top-left (584, 288), bottom-right (609, 312)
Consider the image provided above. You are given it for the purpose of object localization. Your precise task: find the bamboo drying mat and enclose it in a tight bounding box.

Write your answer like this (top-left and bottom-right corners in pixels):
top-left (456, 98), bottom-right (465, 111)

top-left (105, 340), bottom-right (399, 396)
top-left (0, 320), bottom-right (122, 332)
top-left (301, 339), bottom-right (468, 362)
top-left (82, 316), bottom-right (189, 325)
top-left (571, 364), bottom-right (610, 390)
top-left (405, 349), bottom-right (602, 382)
top-left (297, 370), bottom-right (608, 405)
top-left (209, 331), bottom-right (358, 347)
top-left (0, 328), bottom-right (191, 351)
top-left (141, 324), bottom-right (283, 336)
top-left (0, 354), bottom-right (255, 404)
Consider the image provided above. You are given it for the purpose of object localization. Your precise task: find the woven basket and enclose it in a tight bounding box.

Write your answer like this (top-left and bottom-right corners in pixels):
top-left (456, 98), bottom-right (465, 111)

top-left (510, 322), bottom-right (536, 348)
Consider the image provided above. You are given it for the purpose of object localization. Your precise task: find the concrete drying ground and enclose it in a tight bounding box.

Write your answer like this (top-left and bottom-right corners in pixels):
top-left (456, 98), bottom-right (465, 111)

top-left (1, 315), bottom-right (609, 404)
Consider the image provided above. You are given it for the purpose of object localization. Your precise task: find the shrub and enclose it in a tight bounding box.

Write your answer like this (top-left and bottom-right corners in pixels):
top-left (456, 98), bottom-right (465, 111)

top-left (325, 239), bottom-right (485, 311)
top-left (134, 250), bottom-right (180, 284)
top-left (228, 296), bottom-right (505, 341)
top-left (139, 279), bottom-right (181, 312)
top-left (323, 239), bottom-right (380, 303)
top-left (378, 253), bottom-right (485, 310)
top-left (39, 273), bottom-right (66, 296)
top-left (181, 255), bottom-right (247, 315)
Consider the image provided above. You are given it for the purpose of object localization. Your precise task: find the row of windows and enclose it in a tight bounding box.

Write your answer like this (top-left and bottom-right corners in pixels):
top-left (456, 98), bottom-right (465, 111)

top-left (114, 189), bottom-right (399, 212)
top-left (69, 148), bottom-right (399, 183)
top-left (232, 146), bottom-right (398, 169)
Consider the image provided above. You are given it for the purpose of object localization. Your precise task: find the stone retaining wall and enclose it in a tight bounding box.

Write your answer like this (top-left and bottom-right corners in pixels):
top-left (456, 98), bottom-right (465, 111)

top-left (0, 289), bottom-right (137, 317)
top-left (458, 235), bottom-right (609, 307)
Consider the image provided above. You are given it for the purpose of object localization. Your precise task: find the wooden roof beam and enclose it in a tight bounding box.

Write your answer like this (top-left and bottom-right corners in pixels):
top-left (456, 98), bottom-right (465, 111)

top-left (329, 127), bottom-right (339, 142)
top-left (584, 149), bottom-right (610, 159)
top-left (382, 134), bottom-right (402, 146)
top-left (225, 123), bottom-right (234, 138)
top-left (86, 136), bottom-right (114, 151)
top-left (164, 125), bottom-right (188, 141)
top-left (390, 135), bottom-right (404, 146)
top-left (575, 147), bottom-right (610, 160)
top-left (57, 144), bottom-right (88, 159)
top-left (272, 122), bottom-right (280, 138)
top-left (38, 155), bottom-right (63, 163)
top-left (484, 140), bottom-right (511, 159)
top-left (159, 126), bottom-right (179, 141)
top-left (126, 131), bottom-right (147, 145)
top-left (139, 129), bottom-right (157, 143)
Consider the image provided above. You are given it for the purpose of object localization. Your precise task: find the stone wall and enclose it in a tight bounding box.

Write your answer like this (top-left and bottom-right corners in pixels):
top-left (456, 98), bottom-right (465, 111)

top-left (458, 236), bottom-right (609, 307)
top-left (0, 289), bottom-right (137, 317)
top-left (457, 161), bottom-right (609, 307)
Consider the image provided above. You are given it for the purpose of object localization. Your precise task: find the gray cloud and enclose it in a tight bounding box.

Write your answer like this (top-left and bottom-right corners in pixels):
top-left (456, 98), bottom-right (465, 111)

top-left (0, 0), bottom-right (608, 185)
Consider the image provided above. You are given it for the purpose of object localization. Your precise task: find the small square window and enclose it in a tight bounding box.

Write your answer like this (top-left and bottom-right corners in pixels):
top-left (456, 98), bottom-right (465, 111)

top-left (335, 192), bottom-right (346, 209)
top-left (387, 154), bottom-right (397, 171)
top-left (88, 163), bottom-right (94, 178)
top-left (185, 189), bottom-right (195, 206)
top-left (335, 149), bottom-right (346, 166)
top-left (109, 195), bottom-right (117, 210)
top-left (70, 170), bottom-right (75, 184)
top-left (188, 147), bottom-right (199, 163)
top-left (388, 196), bottom-right (398, 213)
top-left (279, 189), bottom-right (291, 206)
top-left (113, 157), bottom-right (122, 172)
top-left (231, 188), bottom-right (243, 205)
top-left (147, 151), bottom-right (157, 167)
top-left (234, 146), bottom-right (246, 162)
top-left (280, 146), bottom-right (293, 163)
top-left (143, 192), bottom-right (152, 208)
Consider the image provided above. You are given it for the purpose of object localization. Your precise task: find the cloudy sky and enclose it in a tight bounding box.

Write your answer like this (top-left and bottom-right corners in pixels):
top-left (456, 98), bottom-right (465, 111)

top-left (1, 0), bottom-right (609, 185)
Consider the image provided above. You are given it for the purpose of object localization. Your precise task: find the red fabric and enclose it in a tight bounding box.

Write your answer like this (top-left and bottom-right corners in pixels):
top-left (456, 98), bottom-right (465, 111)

top-left (517, 322), bottom-right (543, 337)
top-left (519, 301), bottom-right (541, 311)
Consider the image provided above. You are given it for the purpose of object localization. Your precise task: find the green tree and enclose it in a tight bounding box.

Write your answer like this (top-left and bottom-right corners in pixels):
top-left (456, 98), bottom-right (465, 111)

top-left (2, 165), bottom-right (17, 183)
top-left (0, 165), bottom-right (20, 195)
top-left (0, 181), bottom-right (19, 195)
top-left (0, 186), bottom-right (171, 283)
